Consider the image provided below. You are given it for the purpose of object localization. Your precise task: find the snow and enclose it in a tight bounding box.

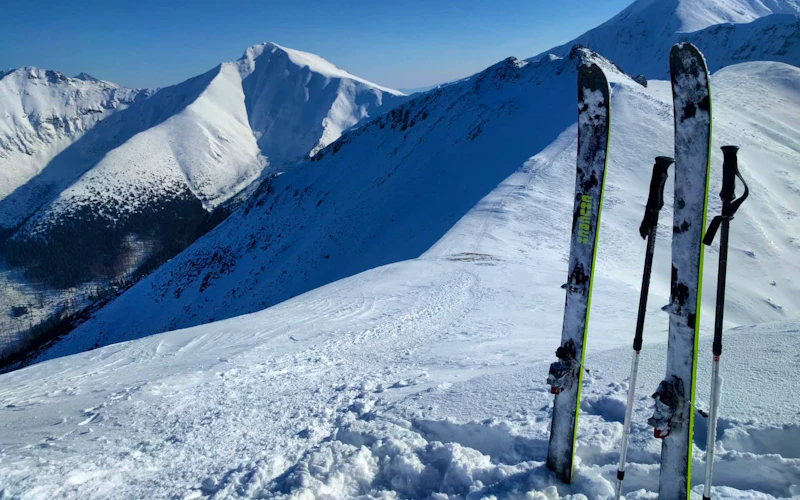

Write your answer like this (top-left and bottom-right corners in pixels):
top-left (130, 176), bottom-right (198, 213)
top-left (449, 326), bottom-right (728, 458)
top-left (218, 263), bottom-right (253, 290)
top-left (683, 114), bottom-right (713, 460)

top-left (0, 259), bottom-right (797, 497)
top-left (0, 67), bottom-right (145, 228)
top-left (40, 55), bottom-right (800, 365)
top-left (0, 53), bottom-right (797, 497)
top-left (0, 43), bottom-right (405, 355)
top-left (240, 43), bottom-right (402, 96)
top-left (235, 42), bottom-right (406, 163)
top-left (530, 0), bottom-right (800, 79)
top-left (0, 3), bottom-right (799, 497)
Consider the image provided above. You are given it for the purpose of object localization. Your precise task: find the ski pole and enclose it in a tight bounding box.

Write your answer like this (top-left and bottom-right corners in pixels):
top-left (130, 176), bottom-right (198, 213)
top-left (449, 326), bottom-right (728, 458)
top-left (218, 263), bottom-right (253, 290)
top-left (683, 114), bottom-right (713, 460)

top-left (701, 146), bottom-right (749, 500)
top-left (615, 156), bottom-right (673, 500)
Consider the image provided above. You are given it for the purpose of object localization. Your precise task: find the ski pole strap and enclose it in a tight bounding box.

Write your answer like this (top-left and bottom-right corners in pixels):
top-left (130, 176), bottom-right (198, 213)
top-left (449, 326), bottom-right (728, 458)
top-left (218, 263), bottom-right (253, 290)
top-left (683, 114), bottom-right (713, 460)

top-left (704, 146), bottom-right (750, 245)
top-left (639, 156), bottom-right (674, 238)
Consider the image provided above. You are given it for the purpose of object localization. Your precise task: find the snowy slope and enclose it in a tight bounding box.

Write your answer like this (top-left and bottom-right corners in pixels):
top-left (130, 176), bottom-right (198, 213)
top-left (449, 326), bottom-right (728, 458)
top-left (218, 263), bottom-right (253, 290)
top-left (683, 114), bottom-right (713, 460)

top-left (530, 0), bottom-right (800, 78)
top-left (34, 57), bottom-right (800, 373)
top-left (22, 63), bottom-right (265, 232)
top-left (237, 43), bottom-right (405, 163)
top-left (0, 44), bottom-right (403, 232)
top-left (0, 211), bottom-right (797, 497)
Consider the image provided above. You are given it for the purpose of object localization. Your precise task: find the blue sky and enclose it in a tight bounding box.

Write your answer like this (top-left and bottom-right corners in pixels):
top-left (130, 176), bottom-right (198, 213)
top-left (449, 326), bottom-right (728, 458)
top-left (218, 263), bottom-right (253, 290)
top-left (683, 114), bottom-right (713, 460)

top-left (0, 0), bottom-right (632, 90)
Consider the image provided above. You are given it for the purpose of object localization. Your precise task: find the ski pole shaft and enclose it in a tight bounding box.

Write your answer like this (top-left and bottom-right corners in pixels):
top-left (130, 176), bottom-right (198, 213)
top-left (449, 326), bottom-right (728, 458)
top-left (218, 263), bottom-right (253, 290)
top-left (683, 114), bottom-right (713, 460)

top-left (615, 157), bottom-right (672, 499)
top-left (615, 349), bottom-right (641, 499)
top-left (703, 357), bottom-right (723, 500)
top-left (703, 145), bottom-right (748, 500)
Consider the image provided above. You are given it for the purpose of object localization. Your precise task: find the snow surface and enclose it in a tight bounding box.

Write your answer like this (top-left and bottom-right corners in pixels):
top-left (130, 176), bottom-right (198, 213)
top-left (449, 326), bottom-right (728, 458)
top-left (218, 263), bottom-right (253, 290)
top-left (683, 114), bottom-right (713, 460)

top-left (530, 0), bottom-right (800, 79)
top-left (0, 68), bottom-right (146, 228)
top-left (4, 42), bottom-right (405, 235)
top-left (235, 42), bottom-right (406, 164)
top-left (0, 254), bottom-right (797, 498)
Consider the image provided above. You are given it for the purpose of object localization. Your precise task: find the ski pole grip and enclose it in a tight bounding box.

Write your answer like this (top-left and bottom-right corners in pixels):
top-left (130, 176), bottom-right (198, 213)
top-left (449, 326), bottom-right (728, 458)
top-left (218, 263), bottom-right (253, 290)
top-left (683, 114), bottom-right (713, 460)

top-left (652, 156), bottom-right (674, 210)
top-left (639, 156), bottom-right (673, 238)
top-left (720, 146), bottom-right (739, 204)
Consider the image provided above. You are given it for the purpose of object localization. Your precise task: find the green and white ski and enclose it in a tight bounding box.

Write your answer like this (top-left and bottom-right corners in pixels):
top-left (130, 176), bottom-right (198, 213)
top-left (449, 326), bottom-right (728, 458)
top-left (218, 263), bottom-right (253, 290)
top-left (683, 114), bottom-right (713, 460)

top-left (546, 62), bottom-right (610, 484)
top-left (647, 43), bottom-right (712, 500)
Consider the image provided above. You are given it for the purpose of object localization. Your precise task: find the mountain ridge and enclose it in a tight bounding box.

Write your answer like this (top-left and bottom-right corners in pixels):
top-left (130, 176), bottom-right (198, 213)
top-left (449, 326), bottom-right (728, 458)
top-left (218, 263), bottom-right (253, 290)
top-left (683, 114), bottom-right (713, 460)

top-left (530, 0), bottom-right (800, 77)
top-left (0, 43), bottom-right (405, 359)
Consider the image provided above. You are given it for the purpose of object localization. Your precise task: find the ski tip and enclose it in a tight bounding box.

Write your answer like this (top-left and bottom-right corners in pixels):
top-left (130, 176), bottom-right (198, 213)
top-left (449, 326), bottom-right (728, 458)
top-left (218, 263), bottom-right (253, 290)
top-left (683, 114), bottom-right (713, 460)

top-left (578, 63), bottom-right (610, 100)
top-left (669, 43), bottom-right (709, 80)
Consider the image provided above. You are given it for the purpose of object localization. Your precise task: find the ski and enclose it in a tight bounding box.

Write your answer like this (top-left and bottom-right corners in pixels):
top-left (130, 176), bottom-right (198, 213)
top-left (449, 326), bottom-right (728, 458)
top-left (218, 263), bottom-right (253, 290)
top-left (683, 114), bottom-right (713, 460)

top-left (647, 43), bottom-right (712, 500)
top-left (546, 61), bottom-right (610, 484)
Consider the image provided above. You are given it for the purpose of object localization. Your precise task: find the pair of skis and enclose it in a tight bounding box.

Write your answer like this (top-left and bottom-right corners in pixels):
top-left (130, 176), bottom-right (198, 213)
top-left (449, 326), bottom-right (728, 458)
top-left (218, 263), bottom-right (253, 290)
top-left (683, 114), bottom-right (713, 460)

top-left (546, 44), bottom-right (749, 499)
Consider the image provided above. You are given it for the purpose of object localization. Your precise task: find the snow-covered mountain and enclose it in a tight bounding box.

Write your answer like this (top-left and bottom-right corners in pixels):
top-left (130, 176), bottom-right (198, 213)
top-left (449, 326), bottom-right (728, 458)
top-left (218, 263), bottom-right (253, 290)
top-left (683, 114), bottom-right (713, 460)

top-left (34, 44), bottom-right (800, 368)
top-left (530, 0), bottom-right (800, 77)
top-left (237, 42), bottom-right (405, 162)
top-left (0, 44), bottom-right (403, 351)
top-left (33, 48), bottom-right (610, 354)
top-left (1, 44), bottom-right (404, 233)
top-left (2, 57), bottom-right (799, 498)
top-left (2, 0), bottom-right (799, 495)
top-left (0, 68), bottom-right (149, 228)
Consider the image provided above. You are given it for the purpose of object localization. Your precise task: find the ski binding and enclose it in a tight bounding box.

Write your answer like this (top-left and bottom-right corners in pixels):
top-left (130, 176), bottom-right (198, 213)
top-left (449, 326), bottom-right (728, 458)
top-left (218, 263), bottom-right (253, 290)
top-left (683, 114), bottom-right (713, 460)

top-left (547, 340), bottom-right (578, 395)
top-left (648, 376), bottom-right (685, 439)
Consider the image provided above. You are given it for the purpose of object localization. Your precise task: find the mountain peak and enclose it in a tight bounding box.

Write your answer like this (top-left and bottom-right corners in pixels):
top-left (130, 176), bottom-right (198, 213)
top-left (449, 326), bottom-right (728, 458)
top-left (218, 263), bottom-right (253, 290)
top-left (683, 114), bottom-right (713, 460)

top-left (239, 41), bottom-right (354, 79)
top-left (74, 72), bottom-right (101, 83)
top-left (237, 41), bottom-right (403, 95)
top-left (531, 0), bottom-right (800, 78)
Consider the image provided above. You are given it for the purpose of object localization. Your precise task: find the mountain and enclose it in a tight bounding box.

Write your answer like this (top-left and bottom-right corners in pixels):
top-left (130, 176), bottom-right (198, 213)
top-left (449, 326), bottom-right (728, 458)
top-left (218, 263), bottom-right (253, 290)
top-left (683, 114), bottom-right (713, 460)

top-left (237, 43), bottom-right (406, 162)
top-left (33, 45), bottom-right (800, 369)
top-left (530, 0), bottom-right (800, 77)
top-left (0, 67), bottom-right (149, 227)
top-left (0, 44), bottom-right (404, 361)
top-left (1, 59), bottom-right (798, 498)
top-left (29, 47), bottom-right (618, 357)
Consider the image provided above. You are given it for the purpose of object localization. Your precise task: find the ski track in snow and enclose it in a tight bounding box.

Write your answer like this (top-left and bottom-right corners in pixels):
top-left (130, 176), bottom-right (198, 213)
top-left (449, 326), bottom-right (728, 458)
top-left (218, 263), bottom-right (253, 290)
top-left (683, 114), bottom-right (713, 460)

top-left (0, 257), bottom-right (797, 498)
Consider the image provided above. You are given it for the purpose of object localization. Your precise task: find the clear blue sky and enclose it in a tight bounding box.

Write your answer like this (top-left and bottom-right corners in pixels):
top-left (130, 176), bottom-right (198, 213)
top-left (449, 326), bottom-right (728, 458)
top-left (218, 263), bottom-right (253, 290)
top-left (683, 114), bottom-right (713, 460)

top-left (0, 0), bottom-right (632, 90)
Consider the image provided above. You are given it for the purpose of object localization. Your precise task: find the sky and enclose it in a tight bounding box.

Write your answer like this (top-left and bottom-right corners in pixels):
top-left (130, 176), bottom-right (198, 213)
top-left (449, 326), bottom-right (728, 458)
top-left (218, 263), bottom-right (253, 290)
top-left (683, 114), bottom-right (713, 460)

top-left (0, 0), bottom-right (633, 91)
